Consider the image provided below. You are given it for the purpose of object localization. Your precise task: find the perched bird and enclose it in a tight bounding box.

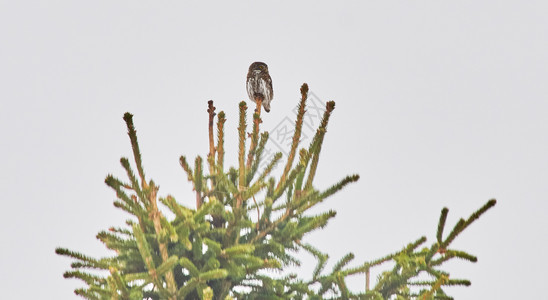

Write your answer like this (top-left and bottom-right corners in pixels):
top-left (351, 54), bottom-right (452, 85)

top-left (246, 62), bottom-right (274, 112)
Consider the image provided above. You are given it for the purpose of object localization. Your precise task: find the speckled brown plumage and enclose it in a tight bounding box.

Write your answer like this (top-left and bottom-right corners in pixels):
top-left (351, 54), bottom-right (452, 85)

top-left (246, 62), bottom-right (274, 112)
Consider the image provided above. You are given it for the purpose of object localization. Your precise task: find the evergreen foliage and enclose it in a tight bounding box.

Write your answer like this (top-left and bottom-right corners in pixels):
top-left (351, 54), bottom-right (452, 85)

top-left (56, 83), bottom-right (496, 299)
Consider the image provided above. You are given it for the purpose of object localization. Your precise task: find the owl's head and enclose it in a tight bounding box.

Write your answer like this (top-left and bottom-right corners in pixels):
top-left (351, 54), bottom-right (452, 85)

top-left (249, 62), bottom-right (268, 73)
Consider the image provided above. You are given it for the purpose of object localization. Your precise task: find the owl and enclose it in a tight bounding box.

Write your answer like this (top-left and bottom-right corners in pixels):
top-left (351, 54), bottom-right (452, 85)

top-left (246, 62), bottom-right (274, 112)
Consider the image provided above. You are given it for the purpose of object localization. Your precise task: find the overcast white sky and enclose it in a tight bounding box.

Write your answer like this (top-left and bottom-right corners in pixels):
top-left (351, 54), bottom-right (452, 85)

top-left (1, 1), bottom-right (546, 299)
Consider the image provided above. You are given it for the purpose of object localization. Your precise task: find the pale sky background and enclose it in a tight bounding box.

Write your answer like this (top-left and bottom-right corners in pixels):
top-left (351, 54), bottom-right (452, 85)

top-left (1, 1), bottom-right (547, 299)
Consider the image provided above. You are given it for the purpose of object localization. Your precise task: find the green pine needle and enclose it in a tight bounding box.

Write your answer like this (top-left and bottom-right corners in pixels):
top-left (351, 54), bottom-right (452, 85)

top-left (56, 84), bottom-right (495, 300)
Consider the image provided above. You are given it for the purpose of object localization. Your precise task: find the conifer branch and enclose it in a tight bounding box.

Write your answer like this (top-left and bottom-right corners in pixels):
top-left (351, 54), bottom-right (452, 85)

top-left (105, 175), bottom-right (146, 215)
top-left (336, 272), bottom-right (350, 299)
top-left (365, 268), bottom-right (371, 291)
top-left (442, 218), bottom-right (465, 249)
top-left (216, 111), bottom-right (226, 172)
top-left (299, 242), bottom-right (328, 280)
top-left (194, 198), bottom-right (220, 222)
top-left (419, 274), bottom-right (448, 300)
top-left (215, 170), bottom-right (239, 197)
top-left (319, 174), bottom-right (360, 200)
top-left (305, 100), bottom-right (335, 189)
top-left (57, 84), bottom-right (495, 299)
top-left (119, 158), bottom-right (141, 193)
top-left (179, 155), bottom-right (194, 182)
top-left (462, 199), bottom-right (497, 232)
top-left (272, 164), bottom-right (303, 202)
top-left (156, 256), bottom-right (180, 277)
top-left (353, 236), bottom-right (427, 277)
top-left (112, 200), bottom-right (136, 217)
top-left (146, 183), bottom-right (177, 299)
top-left (247, 98), bottom-right (262, 169)
top-left (333, 252), bottom-right (355, 272)
top-left (132, 224), bottom-right (163, 289)
top-left (437, 207), bottom-right (449, 243)
top-left (237, 101), bottom-right (247, 207)
top-left (109, 267), bottom-right (131, 298)
top-left (431, 249), bottom-right (477, 266)
top-left (207, 100), bottom-right (216, 174)
top-left (292, 210), bottom-right (336, 239)
top-left (123, 271), bottom-right (149, 283)
top-left (123, 113), bottom-right (147, 188)
top-left (251, 207), bottom-right (291, 243)
top-left (55, 248), bottom-right (108, 269)
top-left (246, 131), bottom-right (270, 185)
top-left (73, 288), bottom-right (101, 299)
top-left (194, 156), bottom-right (204, 209)
top-left (108, 226), bottom-right (132, 236)
top-left (242, 180), bottom-right (267, 203)
top-left (256, 131), bottom-right (269, 157)
top-left (255, 151), bottom-right (282, 185)
top-left (294, 148), bottom-right (311, 192)
top-left (177, 277), bottom-right (199, 298)
top-left (441, 199), bottom-right (496, 250)
top-left (96, 230), bottom-right (131, 252)
top-left (276, 83), bottom-right (308, 193)
top-left (62, 270), bottom-right (106, 285)
top-left (160, 195), bottom-right (192, 219)
top-left (444, 278), bottom-right (471, 286)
